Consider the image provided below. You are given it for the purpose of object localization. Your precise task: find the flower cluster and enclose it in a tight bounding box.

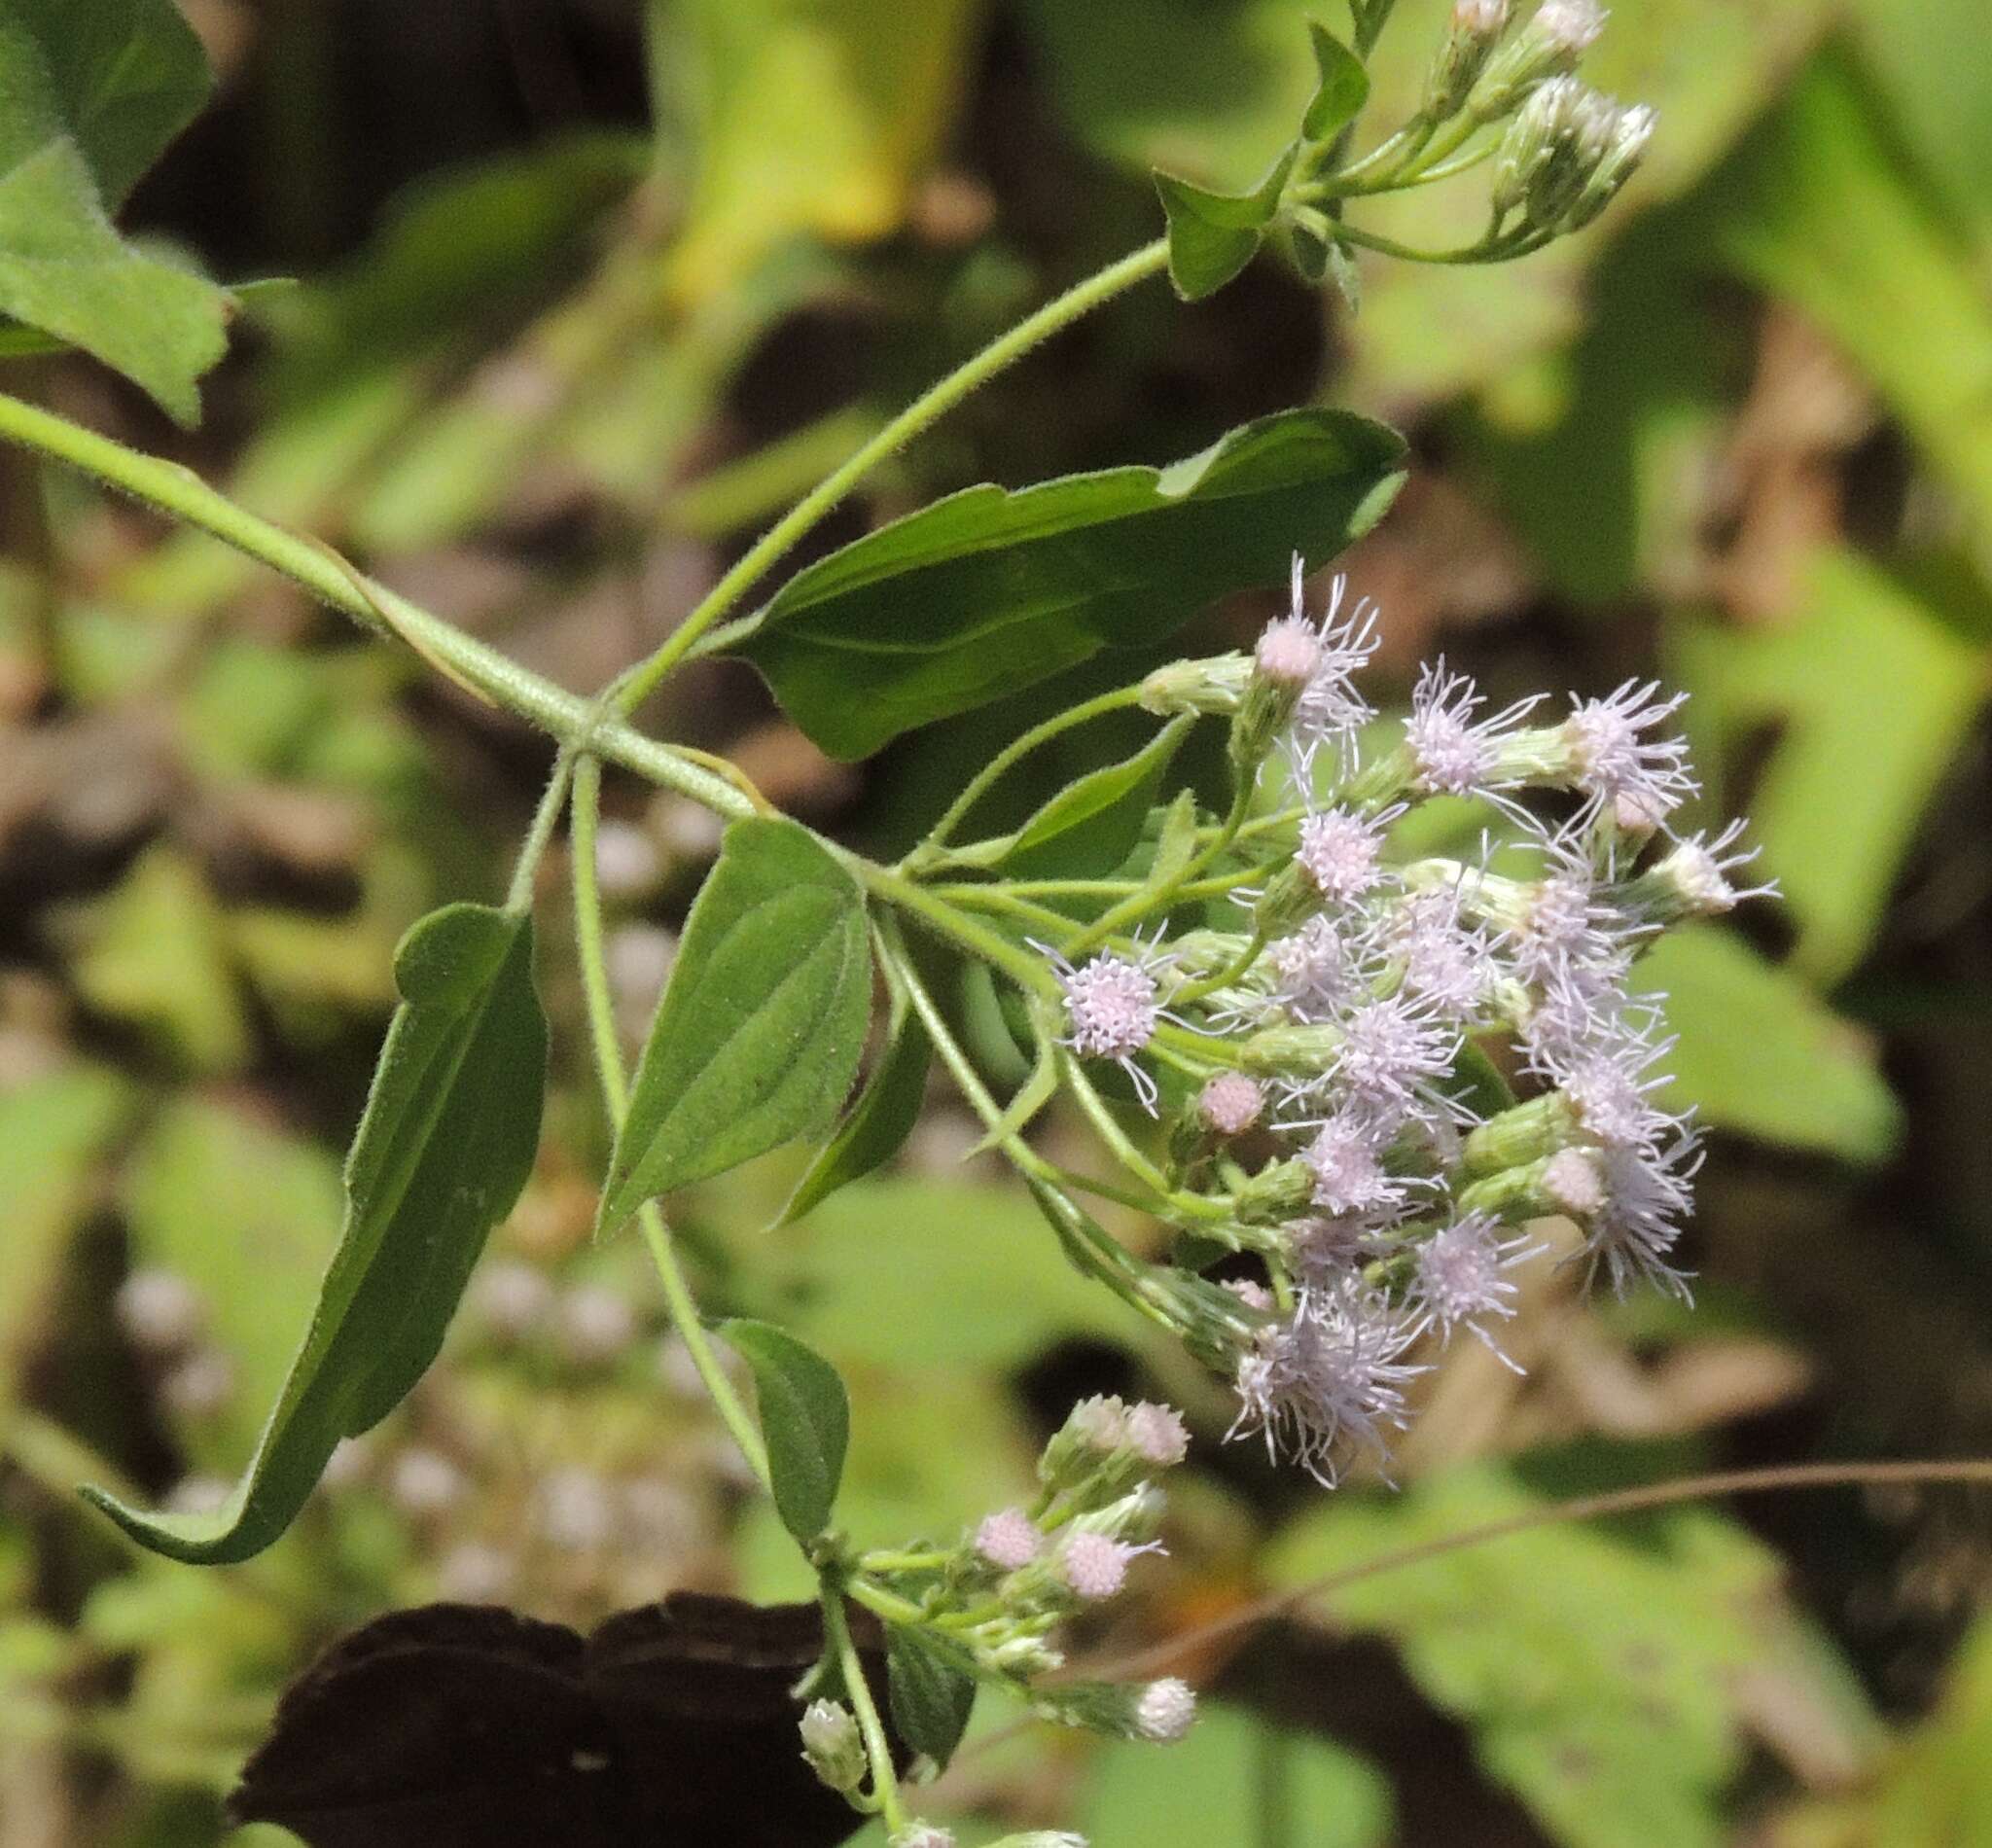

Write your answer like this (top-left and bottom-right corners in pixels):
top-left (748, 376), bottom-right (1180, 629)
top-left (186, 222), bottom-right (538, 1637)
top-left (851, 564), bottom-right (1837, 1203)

top-left (1061, 556), bottom-right (1775, 1485)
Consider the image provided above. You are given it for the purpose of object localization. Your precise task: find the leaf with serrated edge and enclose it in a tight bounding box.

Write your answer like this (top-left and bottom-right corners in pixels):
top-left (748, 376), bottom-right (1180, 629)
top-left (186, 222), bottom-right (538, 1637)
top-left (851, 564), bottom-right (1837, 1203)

top-left (885, 1625), bottom-right (979, 1769)
top-left (724, 1320), bottom-right (850, 1543)
top-left (82, 904), bottom-right (547, 1563)
top-left (737, 409), bottom-right (1405, 760)
top-left (598, 819), bottom-right (872, 1234)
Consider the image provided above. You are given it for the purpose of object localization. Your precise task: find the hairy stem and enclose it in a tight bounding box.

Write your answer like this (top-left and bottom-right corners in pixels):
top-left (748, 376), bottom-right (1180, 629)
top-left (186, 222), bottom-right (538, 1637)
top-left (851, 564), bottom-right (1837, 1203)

top-left (570, 756), bottom-right (770, 1488)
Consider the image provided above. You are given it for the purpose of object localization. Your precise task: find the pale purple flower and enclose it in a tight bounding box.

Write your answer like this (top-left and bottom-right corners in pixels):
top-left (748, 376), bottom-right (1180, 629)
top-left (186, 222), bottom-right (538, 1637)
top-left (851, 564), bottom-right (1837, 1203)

top-left (1296, 805), bottom-right (1392, 903)
top-left (1404, 659), bottom-right (1542, 800)
top-left (1198, 1072), bottom-right (1266, 1136)
top-left (1534, 0), bottom-right (1607, 57)
top-left (1392, 887), bottom-right (1498, 1023)
top-left (1126, 1400), bottom-right (1192, 1467)
top-left (1562, 680), bottom-right (1695, 827)
top-left (1644, 819), bottom-right (1775, 919)
top-left (1284, 561), bottom-right (1382, 771)
top-left (1043, 941), bottom-right (1176, 1111)
top-left (1413, 1212), bottom-right (1540, 1368)
top-left (1332, 992), bottom-right (1462, 1125)
top-left (1060, 1531), bottom-right (1155, 1600)
top-left (977, 1506), bottom-right (1043, 1570)
top-left (1583, 1130), bottom-right (1701, 1299)
top-left (1540, 1016), bottom-right (1683, 1149)
top-left (1266, 914), bottom-right (1370, 1020)
top-left (1300, 1113), bottom-right (1403, 1217)
top-left (1229, 1279), bottom-right (1429, 1484)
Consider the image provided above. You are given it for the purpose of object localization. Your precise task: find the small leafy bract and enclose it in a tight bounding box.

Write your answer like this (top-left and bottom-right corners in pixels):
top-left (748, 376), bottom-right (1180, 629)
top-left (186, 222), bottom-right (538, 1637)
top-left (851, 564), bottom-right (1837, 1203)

top-left (598, 818), bottom-right (871, 1233)
top-left (1300, 20), bottom-right (1369, 142)
top-left (723, 1320), bottom-right (850, 1544)
top-left (738, 409), bottom-right (1405, 759)
top-left (884, 1625), bottom-right (978, 1769)
top-left (82, 904), bottom-right (547, 1563)
top-left (1156, 147), bottom-right (1296, 300)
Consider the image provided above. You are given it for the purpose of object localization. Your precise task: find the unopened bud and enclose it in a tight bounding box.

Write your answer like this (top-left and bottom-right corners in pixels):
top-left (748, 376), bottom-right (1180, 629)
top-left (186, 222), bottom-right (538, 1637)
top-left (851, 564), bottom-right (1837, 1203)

top-left (1426, 0), bottom-right (1511, 121)
top-left (1139, 653), bottom-right (1252, 718)
top-left (1543, 1146), bottom-right (1605, 1216)
top-left (1469, 0), bottom-right (1605, 119)
top-left (1134, 1677), bottom-right (1199, 1742)
top-left (1198, 1072), bottom-right (1266, 1137)
top-left (800, 1699), bottom-right (866, 1795)
top-left (977, 1506), bottom-right (1043, 1570)
top-left (1562, 101), bottom-right (1654, 229)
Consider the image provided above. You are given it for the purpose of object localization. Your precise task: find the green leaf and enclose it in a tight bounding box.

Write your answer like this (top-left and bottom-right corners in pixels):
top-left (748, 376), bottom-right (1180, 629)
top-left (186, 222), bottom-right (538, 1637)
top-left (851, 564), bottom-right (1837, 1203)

top-left (1155, 146), bottom-right (1295, 300)
top-left (739, 409), bottom-right (1406, 759)
top-left (723, 1319), bottom-right (850, 1543)
top-left (1083, 1704), bottom-right (1392, 1848)
top-left (598, 818), bottom-right (872, 1233)
top-left (81, 903), bottom-right (548, 1563)
top-left (885, 1624), bottom-right (979, 1770)
top-left (940, 716), bottom-right (1192, 879)
top-left (0, 1065), bottom-right (132, 1423)
top-left (1300, 20), bottom-right (1369, 141)
top-left (777, 973), bottom-right (931, 1226)
top-left (1667, 548), bottom-right (1989, 984)
top-left (1628, 927), bottom-right (1901, 1162)
top-left (1264, 1464), bottom-right (1872, 1848)
top-left (0, 0), bottom-right (230, 422)
top-left (0, 0), bottom-right (212, 207)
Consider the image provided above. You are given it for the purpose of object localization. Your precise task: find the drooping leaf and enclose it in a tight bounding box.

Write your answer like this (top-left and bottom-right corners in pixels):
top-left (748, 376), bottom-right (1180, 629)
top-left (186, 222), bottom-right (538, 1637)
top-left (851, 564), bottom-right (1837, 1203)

top-left (598, 819), bottom-right (872, 1234)
top-left (1300, 20), bottom-right (1369, 142)
top-left (82, 903), bottom-right (548, 1563)
top-left (738, 409), bottom-right (1406, 759)
top-left (777, 971), bottom-right (931, 1227)
top-left (1155, 147), bottom-right (1295, 300)
top-left (884, 1625), bottom-right (978, 1770)
top-left (0, 0), bottom-right (231, 421)
top-left (723, 1320), bottom-right (850, 1544)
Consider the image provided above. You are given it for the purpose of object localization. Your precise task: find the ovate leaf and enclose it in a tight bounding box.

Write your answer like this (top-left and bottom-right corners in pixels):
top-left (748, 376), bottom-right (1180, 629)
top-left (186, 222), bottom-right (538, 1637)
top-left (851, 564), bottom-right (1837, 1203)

top-left (1155, 147), bottom-right (1295, 300)
top-left (0, 0), bottom-right (231, 421)
top-left (600, 818), bottom-right (872, 1232)
top-left (884, 1625), bottom-right (978, 1769)
top-left (1300, 20), bottom-right (1369, 142)
top-left (777, 973), bottom-right (931, 1227)
top-left (723, 1319), bottom-right (849, 1543)
top-left (82, 904), bottom-right (548, 1563)
top-left (738, 409), bottom-right (1406, 759)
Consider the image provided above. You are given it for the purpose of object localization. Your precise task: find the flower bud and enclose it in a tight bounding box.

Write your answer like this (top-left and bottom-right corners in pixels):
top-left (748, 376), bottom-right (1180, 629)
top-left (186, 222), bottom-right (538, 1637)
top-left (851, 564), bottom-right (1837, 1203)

top-left (1426, 0), bottom-right (1511, 121)
top-left (1462, 1092), bottom-right (1576, 1174)
top-left (976, 1506), bottom-right (1044, 1571)
top-left (1139, 654), bottom-right (1251, 718)
top-left (1134, 1677), bottom-right (1199, 1742)
top-left (1561, 101), bottom-right (1654, 231)
top-left (1033, 1677), bottom-right (1196, 1743)
top-left (1470, 0), bottom-right (1606, 120)
top-left (799, 1699), bottom-right (867, 1795)
top-left (1198, 1072), bottom-right (1266, 1137)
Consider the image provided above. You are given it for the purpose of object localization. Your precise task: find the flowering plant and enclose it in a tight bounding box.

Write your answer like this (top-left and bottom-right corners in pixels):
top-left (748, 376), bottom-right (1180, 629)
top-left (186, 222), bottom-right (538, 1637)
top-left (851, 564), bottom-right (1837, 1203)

top-left (0, 3), bottom-right (1749, 1841)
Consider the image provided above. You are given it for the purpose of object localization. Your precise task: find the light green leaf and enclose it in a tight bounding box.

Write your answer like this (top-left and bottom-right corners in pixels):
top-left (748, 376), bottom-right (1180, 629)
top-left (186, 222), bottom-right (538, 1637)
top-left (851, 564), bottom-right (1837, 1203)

top-left (0, 0), bottom-right (230, 421)
top-left (1263, 1464), bottom-right (1876, 1848)
top-left (1155, 147), bottom-right (1295, 301)
top-left (599, 818), bottom-right (872, 1233)
top-left (1082, 1703), bottom-right (1392, 1848)
top-left (777, 969), bottom-right (932, 1226)
top-left (82, 903), bottom-right (548, 1563)
top-left (0, 1065), bottom-right (133, 1422)
top-left (1667, 548), bottom-right (1989, 984)
top-left (739, 409), bottom-right (1406, 759)
top-left (885, 1624), bottom-right (979, 1770)
top-left (1629, 927), bottom-right (1901, 1162)
top-left (723, 1319), bottom-right (850, 1543)
top-left (661, 0), bottom-right (980, 297)
top-left (1300, 20), bottom-right (1369, 141)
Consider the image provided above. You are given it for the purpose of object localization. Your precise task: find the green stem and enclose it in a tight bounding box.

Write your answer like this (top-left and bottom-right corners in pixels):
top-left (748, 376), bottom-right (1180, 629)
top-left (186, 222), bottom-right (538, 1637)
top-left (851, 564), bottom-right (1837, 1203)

top-left (608, 239), bottom-right (1171, 713)
top-left (862, 864), bottom-right (1060, 999)
top-left (0, 390), bottom-right (754, 823)
top-left (822, 1581), bottom-right (907, 1833)
top-left (504, 754), bottom-right (575, 913)
top-left (913, 684), bottom-right (1151, 859)
top-left (571, 756), bottom-right (771, 1489)
top-left (1169, 931), bottom-right (1266, 1007)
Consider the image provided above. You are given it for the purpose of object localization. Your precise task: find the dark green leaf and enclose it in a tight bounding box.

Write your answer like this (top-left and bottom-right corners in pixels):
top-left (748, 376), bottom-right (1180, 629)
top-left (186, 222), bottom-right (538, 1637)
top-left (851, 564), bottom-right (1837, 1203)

top-left (598, 819), bottom-right (872, 1234)
top-left (777, 976), bottom-right (931, 1226)
top-left (885, 1625), bottom-right (979, 1769)
top-left (1155, 146), bottom-right (1295, 300)
top-left (0, 0), bottom-right (230, 422)
top-left (1301, 21), bottom-right (1369, 141)
top-left (1449, 1041), bottom-right (1516, 1124)
top-left (0, 0), bottom-right (213, 206)
top-left (738, 409), bottom-right (1406, 760)
top-left (82, 904), bottom-right (547, 1563)
top-left (723, 1319), bottom-right (850, 1543)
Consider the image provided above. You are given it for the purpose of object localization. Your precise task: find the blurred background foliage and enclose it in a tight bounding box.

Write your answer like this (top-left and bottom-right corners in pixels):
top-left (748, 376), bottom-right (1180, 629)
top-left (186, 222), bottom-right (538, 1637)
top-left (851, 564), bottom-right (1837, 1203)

top-left (1, 2), bottom-right (1989, 1843)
